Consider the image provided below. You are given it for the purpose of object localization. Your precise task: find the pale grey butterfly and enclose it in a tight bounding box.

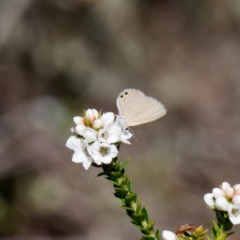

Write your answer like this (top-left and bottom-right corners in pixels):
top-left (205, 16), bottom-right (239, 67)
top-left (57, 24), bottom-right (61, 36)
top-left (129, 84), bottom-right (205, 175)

top-left (116, 88), bottom-right (167, 131)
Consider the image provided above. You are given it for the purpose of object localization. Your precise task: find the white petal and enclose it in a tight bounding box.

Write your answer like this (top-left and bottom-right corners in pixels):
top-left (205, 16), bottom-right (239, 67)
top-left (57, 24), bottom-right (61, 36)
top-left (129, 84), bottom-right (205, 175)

top-left (232, 195), bottom-right (240, 204)
top-left (228, 202), bottom-right (240, 225)
top-left (92, 119), bottom-right (103, 129)
top-left (222, 182), bottom-right (231, 192)
top-left (66, 136), bottom-right (76, 149)
top-left (88, 141), bottom-right (102, 164)
top-left (216, 197), bottom-right (230, 211)
top-left (108, 144), bottom-right (118, 158)
top-left (213, 188), bottom-right (224, 198)
top-left (162, 230), bottom-right (178, 240)
top-left (72, 151), bottom-right (86, 163)
top-left (73, 116), bottom-right (84, 125)
top-left (204, 193), bottom-right (215, 208)
top-left (84, 128), bottom-right (97, 143)
top-left (101, 112), bottom-right (115, 126)
top-left (226, 188), bottom-right (235, 198)
top-left (66, 136), bottom-right (81, 151)
top-left (102, 155), bottom-right (112, 164)
top-left (75, 125), bottom-right (86, 136)
top-left (82, 158), bottom-right (92, 170)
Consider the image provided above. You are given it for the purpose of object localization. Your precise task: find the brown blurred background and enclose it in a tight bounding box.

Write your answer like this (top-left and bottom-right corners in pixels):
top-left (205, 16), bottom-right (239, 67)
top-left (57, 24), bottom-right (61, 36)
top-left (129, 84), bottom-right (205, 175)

top-left (1, 0), bottom-right (240, 239)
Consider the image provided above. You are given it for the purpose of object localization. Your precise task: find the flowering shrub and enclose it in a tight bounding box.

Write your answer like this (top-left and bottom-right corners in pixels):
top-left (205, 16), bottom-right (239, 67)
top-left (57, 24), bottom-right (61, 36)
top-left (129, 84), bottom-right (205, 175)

top-left (66, 108), bottom-right (240, 240)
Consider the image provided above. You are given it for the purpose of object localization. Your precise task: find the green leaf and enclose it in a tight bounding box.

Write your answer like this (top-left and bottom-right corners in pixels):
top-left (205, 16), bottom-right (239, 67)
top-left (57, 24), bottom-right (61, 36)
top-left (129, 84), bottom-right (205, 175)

top-left (131, 212), bottom-right (146, 222)
top-left (127, 178), bottom-right (132, 191)
top-left (119, 158), bottom-right (130, 171)
top-left (155, 229), bottom-right (160, 240)
top-left (146, 220), bottom-right (154, 231)
top-left (114, 188), bottom-right (128, 196)
top-left (132, 221), bottom-right (146, 231)
top-left (109, 179), bottom-right (120, 186)
top-left (110, 171), bottom-right (123, 180)
top-left (116, 196), bottom-right (126, 203)
top-left (120, 175), bottom-right (128, 187)
top-left (121, 205), bottom-right (135, 211)
top-left (206, 236), bottom-right (212, 240)
top-left (226, 231), bottom-right (234, 237)
top-left (141, 236), bottom-right (155, 240)
top-left (215, 235), bottom-right (227, 240)
top-left (91, 162), bottom-right (102, 168)
top-left (136, 198), bottom-right (142, 212)
top-left (125, 193), bottom-right (137, 204)
top-left (141, 207), bottom-right (149, 222)
top-left (96, 172), bottom-right (106, 177)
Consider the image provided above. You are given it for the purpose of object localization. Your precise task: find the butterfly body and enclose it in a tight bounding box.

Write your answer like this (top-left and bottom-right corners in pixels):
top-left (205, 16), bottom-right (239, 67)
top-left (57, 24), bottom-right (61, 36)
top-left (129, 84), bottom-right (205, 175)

top-left (116, 88), bottom-right (166, 128)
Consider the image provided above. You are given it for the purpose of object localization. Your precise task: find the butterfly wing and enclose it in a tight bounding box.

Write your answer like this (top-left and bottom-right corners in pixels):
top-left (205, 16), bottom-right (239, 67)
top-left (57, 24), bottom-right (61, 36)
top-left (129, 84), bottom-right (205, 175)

top-left (116, 88), bottom-right (166, 127)
top-left (116, 89), bottom-right (145, 126)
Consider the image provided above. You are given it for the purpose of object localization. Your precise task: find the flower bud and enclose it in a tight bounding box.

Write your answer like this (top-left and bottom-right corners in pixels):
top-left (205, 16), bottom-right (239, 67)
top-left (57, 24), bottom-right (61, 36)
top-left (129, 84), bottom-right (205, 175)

top-left (213, 188), bottom-right (224, 198)
top-left (226, 187), bottom-right (234, 199)
top-left (75, 125), bottom-right (86, 136)
top-left (162, 230), bottom-right (179, 240)
top-left (73, 116), bottom-right (85, 125)
top-left (92, 119), bottom-right (103, 130)
top-left (216, 197), bottom-right (230, 211)
top-left (234, 184), bottom-right (240, 195)
top-left (85, 109), bottom-right (98, 124)
top-left (204, 193), bottom-right (215, 208)
top-left (221, 182), bottom-right (231, 192)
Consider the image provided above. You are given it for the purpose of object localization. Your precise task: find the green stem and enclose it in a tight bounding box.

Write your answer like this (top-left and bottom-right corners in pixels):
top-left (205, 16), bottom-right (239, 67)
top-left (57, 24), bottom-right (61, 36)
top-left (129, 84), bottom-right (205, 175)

top-left (97, 157), bottom-right (161, 240)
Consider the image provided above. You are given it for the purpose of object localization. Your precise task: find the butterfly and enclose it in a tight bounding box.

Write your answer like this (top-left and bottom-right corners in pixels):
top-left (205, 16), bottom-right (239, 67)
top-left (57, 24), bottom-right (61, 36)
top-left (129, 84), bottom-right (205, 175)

top-left (116, 88), bottom-right (166, 131)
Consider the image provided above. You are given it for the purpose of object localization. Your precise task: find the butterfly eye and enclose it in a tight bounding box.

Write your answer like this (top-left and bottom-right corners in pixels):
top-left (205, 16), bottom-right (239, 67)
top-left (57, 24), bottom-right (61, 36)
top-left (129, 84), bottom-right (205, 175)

top-left (124, 127), bottom-right (129, 131)
top-left (124, 92), bottom-right (128, 95)
top-left (120, 94), bottom-right (124, 98)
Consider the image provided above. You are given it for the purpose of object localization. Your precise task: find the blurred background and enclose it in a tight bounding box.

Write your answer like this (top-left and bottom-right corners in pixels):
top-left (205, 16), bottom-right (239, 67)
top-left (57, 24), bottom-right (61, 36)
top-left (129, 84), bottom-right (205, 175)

top-left (1, 0), bottom-right (240, 239)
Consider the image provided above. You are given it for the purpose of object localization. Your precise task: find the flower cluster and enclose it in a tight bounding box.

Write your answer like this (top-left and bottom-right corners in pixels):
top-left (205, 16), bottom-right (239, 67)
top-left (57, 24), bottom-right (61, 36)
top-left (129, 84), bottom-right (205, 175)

top-left (204, 182), bottom-right (240, 225)
top-left (66, 109), bottom-right (132, 170)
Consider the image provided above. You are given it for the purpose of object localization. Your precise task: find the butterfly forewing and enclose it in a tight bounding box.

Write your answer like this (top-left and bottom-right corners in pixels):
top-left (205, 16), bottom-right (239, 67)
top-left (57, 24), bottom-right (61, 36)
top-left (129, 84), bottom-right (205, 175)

top-left (117, 89), bottom-right (145, 126)
top-left (116, 88), bottom-right (166, 127)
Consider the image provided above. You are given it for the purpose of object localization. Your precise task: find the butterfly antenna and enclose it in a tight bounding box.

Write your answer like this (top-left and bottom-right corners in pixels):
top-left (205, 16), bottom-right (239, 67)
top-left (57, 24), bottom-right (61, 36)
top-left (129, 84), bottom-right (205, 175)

top-left (128, 127), bottom-right (139, 141)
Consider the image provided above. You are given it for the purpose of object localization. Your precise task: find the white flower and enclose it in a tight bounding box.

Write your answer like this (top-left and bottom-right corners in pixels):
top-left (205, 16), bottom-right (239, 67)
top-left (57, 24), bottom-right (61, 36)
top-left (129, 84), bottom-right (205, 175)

top-left (88, 141), bottom-right (118, 165)
top-left (85, 109), bottom-right (98, 124)
top-left (66, 136), bottom-right (92, 170)
top-left (212, 188), bottom-right (224, 199)
top-left (215, 197), bottom-right (230, 211)
top-left (98, 124), bottom-right (122, 144)
top-left (228, 202), bottom-right (240, 225)
top-left (83, 127), bottom-right (97, 143)
top-left (162, 230), bottom-right (179, 240)
top-left (204, 193), bottom-right (215, 208)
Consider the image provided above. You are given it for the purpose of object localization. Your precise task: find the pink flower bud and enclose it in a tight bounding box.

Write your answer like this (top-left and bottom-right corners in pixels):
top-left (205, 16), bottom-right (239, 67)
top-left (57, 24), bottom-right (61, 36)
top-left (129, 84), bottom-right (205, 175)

top-left (85, 109), bottom-right (98, 124)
